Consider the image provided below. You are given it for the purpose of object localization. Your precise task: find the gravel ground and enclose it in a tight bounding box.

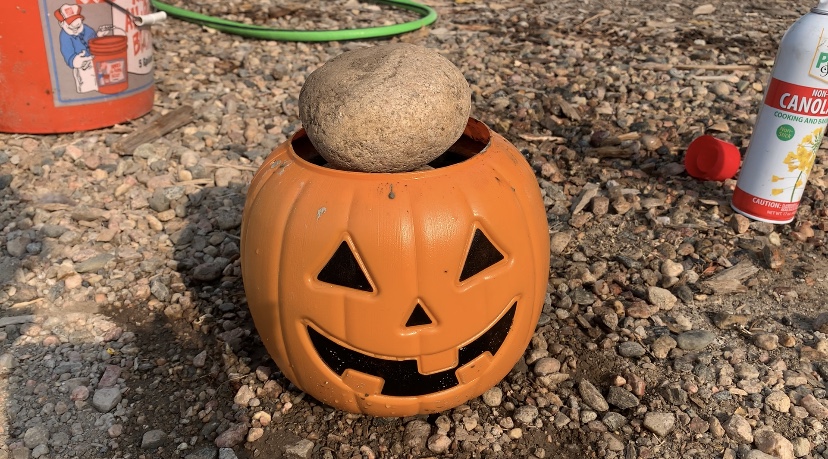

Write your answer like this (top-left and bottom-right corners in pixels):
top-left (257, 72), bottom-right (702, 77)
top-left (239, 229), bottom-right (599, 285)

top-left (3, 0), bottom-right (828, 458)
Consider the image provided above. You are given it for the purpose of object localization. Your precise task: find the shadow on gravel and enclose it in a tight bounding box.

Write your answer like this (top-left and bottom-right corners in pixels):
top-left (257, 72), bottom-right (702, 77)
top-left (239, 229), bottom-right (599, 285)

top-left (94, 178), bottom-right (273, 459)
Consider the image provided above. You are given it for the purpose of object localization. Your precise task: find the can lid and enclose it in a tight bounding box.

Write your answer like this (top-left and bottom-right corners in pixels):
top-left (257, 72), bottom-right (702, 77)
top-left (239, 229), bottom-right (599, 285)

top-left (814, 0), bottom-right (828, 13)
top-left (684, 135), bottom-right (741, 181)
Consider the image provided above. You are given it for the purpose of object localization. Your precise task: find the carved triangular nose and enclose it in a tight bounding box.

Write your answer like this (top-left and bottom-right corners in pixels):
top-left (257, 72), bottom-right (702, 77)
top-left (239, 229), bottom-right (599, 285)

top-left (405, 302), bottom-right (433, 327)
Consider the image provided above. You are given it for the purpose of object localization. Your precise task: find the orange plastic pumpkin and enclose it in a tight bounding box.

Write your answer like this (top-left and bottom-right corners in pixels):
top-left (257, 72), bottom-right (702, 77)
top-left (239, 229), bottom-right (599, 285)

top-left (240, 118), bottom-right (550, 416)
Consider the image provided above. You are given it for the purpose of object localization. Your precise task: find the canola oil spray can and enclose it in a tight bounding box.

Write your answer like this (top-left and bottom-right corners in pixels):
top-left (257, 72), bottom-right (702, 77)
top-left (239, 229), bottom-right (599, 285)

top-left (732, 0), bottom-right (828, 223)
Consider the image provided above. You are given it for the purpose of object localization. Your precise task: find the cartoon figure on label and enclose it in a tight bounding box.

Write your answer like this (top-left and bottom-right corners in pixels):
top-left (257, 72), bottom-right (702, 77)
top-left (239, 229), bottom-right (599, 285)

top-left (54, 4), bottom-right (115, 94)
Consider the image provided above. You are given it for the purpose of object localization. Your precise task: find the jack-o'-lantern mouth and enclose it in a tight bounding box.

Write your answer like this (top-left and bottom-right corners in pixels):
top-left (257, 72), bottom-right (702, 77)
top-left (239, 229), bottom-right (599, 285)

top-left (306, 302), bottom-right (516, 397)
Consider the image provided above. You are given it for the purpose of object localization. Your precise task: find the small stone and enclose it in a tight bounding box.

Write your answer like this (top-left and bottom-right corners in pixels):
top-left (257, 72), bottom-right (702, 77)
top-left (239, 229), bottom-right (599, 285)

top-left (814, 312), bottom-right (828, 333)
top-left (192, 262), bottom-right (225, 282)
top-left (6, 236), bottom-right (30, 257)
top-left (234, 385), bottom-right (256, 406)
top-left (215, 423), bottom-right (248, 448)
top-left (64, 273), bottom-right (83, 290)
top-left (23, 426), bottom-right (49, 449)
top-left (534, 357), bottom-right (562, 376)
top-left (299, 43), bottom-right (471, 172)
top-left (214, 167), bottom-right (241, 187)
top-left (252, 411), bottom-right (272, 427)
top-left (148, 189), bottom-right (171, 212)
top-left (554, 412), bottom-right (571, 428)
top-left (735, 363), bottom-right (760, 379)
top-left (712, 312), bottom-right (750, 329)
top-left (549, 232), bottom-right (572, 255)
top-left (626, 303), bottom-right (653, 319)
top-left (284, 439), bottom-right (314, 459)
top-left (193, 350), bottom-right (208, 368)
top-left (427, 434), bottom-right (452, 454)
top-left (571, 183), bottom-right (600, 214)
top-left (753, 333), bottom-right (778, 350)
top-left (246, 427), bottom-right (264, 443)
top-left (150, 278), bottom-right (170, 301)
top-left (762, 245), bottom-right (784, 269)
top-left (693, 3), bottom-right (716, 15)
top-left (754, 429), bottom-right (794, 459)
top-left (660, 260), bottom-right (684, 278)
top-left (709, 416), bottom-right (725, 438)
top-left (580, 410), bottom-right (598, 423)
top-left (219, 449), bottom-right (239, 459)
top-left (660, 385), bottom-right (688, 406)
top-left (141, 430), bottom-right (168, 449)
top-left (791, 437), bottom-right (810, 457)
top-left (779, 334), bottom-right (796, 347)
top-left (799, 394), bottom-right (828, 419)
top-left (641, 134), bottom-right (662, 151)
top-left (107, 424), bottom-right (123, 438)
top-left (403, 420), bottom-right (432, 449)
top-left (603, 432), bottom-right (625, 451)
top-left (724, 414), bottom-right (753, 443)
top-left (514, 405), bottom-right (539, 424)
top-left (675, 330), bottom-right (716, 351)
top-left (97, 365), bottom-right (122, 388)
top-left (482, 386), bottom-right (503, 406)
top-left (602, 412), bottom-right (628, 431)
top-left (606, 386), bottom-right (639, 409)
top-left (651, 335), bottom-right (677, 359)
top-left (91, 387), bottom-right (121, 412)
top-left (642, 412), bottom-right (675, 437)
top-left (730, 214), bottom-right (751, 234)
top-left (612, 196), bottom-right (632, 214)
top-left (185, 447), bottom-right (218, 459)
top-left (31, 445), bottom-right (48, 458)
top-left (647, 286), bottom-right (677, 310)
top-left (70, 385), bottom-right (89, 401)
top-left (688, 416), bottom-right (710, 434)
top-left (617, 341), bottom-right (646, 358)
top-left (711, 81), bottom-right (731, 96)
top-left (75, 253), bottom-right (115, 273)
top-left (592, 196), bottom-right (610, 216)
top-left (578, 380), bottom-right (609, 412)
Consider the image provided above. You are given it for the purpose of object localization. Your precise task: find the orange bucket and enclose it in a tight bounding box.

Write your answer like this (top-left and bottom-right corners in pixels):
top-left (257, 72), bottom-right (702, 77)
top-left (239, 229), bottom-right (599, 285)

top-left (0, 0), bottom-right (156, 134)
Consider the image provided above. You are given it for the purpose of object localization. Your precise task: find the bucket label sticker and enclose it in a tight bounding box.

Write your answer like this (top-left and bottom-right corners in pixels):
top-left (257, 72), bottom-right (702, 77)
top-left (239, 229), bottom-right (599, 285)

top-left (732, 77), bottom-right (828, 222)
top-left (39, 0), bottom-right (154, 106)
top-left (96, 58), bottom-right (127, 85)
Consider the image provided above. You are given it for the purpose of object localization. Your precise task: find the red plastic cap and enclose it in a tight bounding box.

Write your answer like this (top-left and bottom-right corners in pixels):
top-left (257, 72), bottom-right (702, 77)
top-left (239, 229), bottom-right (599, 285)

top-left (684, 135), bottom-right (741, 181)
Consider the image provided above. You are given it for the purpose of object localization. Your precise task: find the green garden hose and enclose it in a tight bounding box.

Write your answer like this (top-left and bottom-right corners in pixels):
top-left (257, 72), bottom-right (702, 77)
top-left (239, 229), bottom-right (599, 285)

top-left (149, 0), bottom-right (437, 42)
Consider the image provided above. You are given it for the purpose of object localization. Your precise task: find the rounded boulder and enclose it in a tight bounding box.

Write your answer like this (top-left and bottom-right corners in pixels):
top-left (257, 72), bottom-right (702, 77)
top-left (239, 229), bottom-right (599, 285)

top-left (298, 43), bottom-right (471, 172)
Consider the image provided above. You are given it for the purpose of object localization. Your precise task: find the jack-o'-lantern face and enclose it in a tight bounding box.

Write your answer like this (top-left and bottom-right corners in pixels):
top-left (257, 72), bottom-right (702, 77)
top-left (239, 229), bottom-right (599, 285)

top-left (241, 119), bottom-right (550, 416)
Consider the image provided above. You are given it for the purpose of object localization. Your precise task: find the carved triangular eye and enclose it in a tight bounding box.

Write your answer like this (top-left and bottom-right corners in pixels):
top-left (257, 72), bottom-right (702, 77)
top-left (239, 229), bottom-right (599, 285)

top-left (317, 241), bottom-right (373, 292)
top-left (459, 229), bottom-right (505, 282)
top-left (405, 302), bottom-right (432, 327)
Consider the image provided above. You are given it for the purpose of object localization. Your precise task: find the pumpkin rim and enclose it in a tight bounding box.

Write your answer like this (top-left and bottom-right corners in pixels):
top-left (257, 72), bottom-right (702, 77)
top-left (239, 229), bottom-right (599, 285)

top-left (286, 117), bottom-right (494, 177)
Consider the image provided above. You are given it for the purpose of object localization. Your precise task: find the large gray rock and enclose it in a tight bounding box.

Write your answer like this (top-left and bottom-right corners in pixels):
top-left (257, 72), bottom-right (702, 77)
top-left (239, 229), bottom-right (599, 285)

top-left (299, 43), bottom-right (471, 172)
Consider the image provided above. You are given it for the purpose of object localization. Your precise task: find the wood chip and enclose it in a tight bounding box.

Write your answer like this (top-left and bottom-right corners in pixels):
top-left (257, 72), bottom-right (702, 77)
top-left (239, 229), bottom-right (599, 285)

top-left (518, 134), bottom-right (566, 142)
top-left (551, 95), bottom-right (582, 121)
top-left (0, 315), bottom-right (36, 327)
top-left (707, 259), bottom-right (760, 282)
top-left (113, 105), bottom-right (195, 155)
top-left (693, 4), bottom-right (716, 15)
top-left (587, 146), bottom-right (635, 158)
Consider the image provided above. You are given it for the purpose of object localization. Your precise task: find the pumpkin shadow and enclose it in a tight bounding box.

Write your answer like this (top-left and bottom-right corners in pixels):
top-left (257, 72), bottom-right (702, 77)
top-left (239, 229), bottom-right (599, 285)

top-left (167, 177), bottom-right (333, 457)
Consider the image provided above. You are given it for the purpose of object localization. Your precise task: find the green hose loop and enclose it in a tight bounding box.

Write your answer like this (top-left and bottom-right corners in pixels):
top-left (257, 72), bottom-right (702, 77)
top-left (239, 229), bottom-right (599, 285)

top-left (149, 0), bottom-right (437, 42)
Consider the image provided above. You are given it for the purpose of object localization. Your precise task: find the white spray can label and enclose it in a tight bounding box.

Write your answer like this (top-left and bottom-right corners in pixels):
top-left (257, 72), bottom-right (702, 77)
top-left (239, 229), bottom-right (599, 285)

top-left (732, 7), bottom-right (828, 223)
